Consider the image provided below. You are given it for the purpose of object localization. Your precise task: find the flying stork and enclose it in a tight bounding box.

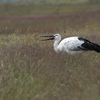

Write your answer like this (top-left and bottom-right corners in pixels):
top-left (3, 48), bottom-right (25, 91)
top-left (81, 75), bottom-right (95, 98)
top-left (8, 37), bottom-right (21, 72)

top-left (41, 34), bottom-right (100, 55)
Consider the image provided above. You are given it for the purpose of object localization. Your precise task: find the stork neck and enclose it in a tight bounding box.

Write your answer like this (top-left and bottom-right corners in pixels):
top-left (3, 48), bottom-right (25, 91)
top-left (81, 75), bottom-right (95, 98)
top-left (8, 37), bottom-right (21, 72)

top-left (53, 40), bottom-right (60, 52)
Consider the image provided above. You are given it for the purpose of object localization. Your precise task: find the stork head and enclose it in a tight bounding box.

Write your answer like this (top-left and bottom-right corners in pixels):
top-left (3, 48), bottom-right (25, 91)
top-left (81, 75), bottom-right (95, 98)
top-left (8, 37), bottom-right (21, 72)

top-left (41, 34), bottom-right (61, 41)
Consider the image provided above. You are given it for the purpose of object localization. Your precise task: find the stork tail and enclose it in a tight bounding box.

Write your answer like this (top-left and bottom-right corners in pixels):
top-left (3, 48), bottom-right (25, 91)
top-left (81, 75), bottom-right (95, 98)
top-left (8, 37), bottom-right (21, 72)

top-left (89, 42), bottom-right (100, 53)
top-left (82, 42), bottom-right (100, 53)
top-left (79, 37), bottom-right (100, 53)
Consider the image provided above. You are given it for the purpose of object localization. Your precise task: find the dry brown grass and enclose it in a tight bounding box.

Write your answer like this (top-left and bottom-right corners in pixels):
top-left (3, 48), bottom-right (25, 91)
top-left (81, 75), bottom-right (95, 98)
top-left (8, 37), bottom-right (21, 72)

top-left (0, 2), bottom-right (100, 100)
top-left (0, 29), bottom-right (100, 100)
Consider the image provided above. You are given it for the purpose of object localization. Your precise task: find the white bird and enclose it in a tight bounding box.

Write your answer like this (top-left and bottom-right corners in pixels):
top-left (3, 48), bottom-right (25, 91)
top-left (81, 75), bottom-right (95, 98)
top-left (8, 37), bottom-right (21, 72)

top-left (41, 34), bottom-right (100, 55)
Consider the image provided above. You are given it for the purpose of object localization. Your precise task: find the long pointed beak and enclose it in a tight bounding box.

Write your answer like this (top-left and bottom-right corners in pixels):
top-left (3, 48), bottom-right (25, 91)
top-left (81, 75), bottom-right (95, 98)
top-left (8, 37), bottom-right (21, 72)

top-left (41, 35), bottom-right (54, 41)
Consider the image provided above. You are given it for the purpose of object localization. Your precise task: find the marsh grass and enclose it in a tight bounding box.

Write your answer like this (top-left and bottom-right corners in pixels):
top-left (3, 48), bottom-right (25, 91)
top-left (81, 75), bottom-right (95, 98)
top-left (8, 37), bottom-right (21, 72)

top-left (0, 29), bottom-right (100, 100)
top-left (0, 2), bottom-right (100, 100)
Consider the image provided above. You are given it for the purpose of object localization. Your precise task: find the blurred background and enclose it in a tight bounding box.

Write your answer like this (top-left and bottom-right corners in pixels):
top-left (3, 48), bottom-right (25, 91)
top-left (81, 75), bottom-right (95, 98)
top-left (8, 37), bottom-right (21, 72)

top-left (0, 0), bottom-right (100, 34)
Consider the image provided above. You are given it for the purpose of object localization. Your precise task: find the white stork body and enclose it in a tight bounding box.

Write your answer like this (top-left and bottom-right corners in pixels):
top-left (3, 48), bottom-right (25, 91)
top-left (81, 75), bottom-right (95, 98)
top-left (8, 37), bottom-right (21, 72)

top-left (54, 36), bottom-right (84, 55)
top-left (41, 34), bottom-right (100, 55)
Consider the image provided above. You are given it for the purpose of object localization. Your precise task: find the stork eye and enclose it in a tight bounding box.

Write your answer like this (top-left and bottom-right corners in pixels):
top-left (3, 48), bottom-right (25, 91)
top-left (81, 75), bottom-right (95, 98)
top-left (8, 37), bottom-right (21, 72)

top-left (55, 35), bottom-right (58, 37)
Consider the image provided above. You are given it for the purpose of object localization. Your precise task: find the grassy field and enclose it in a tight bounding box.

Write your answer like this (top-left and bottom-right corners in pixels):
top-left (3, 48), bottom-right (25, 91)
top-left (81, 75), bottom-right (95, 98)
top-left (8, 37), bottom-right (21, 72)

top-left (0, 31), bottom-right (100, 100)
top-left (0, 1), bottom-right (100, 100)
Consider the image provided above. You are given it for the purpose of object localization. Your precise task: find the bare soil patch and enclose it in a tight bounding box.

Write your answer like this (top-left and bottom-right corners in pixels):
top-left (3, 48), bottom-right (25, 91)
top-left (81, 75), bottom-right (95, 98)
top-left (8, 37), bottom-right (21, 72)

top-left (0, 12), bottom-right (100, 20)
